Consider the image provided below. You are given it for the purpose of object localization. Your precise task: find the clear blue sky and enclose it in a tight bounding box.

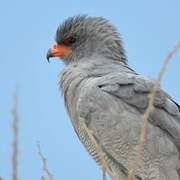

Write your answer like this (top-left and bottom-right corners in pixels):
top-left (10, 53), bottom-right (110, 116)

top-left (0, 0), bottom-right (180, 179)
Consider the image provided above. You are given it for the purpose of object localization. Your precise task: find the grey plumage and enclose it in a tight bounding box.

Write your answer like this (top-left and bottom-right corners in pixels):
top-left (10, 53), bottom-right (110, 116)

top-left (49, 15), bottom-right (180, 180)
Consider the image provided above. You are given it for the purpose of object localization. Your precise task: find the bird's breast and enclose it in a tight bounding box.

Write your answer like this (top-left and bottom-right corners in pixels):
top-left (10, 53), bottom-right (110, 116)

top-left (60, 66), bottom-right (94, 128)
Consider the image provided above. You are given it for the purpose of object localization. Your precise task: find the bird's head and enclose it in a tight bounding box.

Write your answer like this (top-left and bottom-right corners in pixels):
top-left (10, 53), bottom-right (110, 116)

top-left (47, 15), bottom-right (127, 64)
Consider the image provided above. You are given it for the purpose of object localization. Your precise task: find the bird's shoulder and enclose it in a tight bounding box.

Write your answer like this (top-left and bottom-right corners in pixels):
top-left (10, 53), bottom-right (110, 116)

top-left (77, 72), bottom-right (180, 151)
top-left (77, 72), bottom-right (179, 117)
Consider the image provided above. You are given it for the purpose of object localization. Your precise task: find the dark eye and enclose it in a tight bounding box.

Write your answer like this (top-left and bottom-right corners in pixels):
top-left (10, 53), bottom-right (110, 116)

top-left (63, 36), bottom-right (77, 46)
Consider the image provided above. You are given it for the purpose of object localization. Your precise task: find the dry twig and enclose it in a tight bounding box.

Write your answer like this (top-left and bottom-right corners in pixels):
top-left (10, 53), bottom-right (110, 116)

top-left (127, 42), bottom-right (180, 180)
top-left (102, 169), bottom-right (107, 180)
top-left (37, 142), bottom-right (53, 180)
top-left (11, 90), bottom-right (19, 180)
top-left (41, 176), bottom-right (46, 180)
top-left (81, 119), bottom-right (113, 178)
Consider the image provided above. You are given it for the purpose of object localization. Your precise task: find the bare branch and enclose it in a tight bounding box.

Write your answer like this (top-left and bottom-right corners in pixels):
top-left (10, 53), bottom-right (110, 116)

top-left (102, 169), bottom-right (107, 180)
top-left (37, 142), bottom-right (53, 180)
top-left (127, 42), bottom-right (180, 180)
top-left (11, 89), bottom-right (19, 180)
top-left (41, 176), bottom-right (46, 180)
top-left (81, 119), bottom-right (114, 178)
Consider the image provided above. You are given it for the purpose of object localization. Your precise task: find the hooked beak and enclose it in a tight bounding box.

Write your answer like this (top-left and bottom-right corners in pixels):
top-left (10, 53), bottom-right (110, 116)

top-left (46, 43), bottom-right (73, 62)
top-left (46, 48), bottom-right (53, 62)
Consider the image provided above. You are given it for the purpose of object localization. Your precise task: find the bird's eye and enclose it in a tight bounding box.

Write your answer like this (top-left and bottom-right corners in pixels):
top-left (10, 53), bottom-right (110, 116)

top-left (63, 36), bottom-right (77, 46)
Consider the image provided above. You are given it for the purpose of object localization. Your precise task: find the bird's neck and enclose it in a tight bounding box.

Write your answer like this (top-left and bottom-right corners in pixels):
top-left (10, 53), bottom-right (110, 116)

top-left (76, 56), bottom-right (135, 76)
top-left (60, 58), bottom-right (135, 95)
top-left (98, 46), bottom-right (128, 64)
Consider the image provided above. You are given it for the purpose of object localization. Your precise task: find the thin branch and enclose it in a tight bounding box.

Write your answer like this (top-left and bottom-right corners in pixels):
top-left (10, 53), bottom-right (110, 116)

top-left (41, 176), bottom-right (46, 180)
top-left (11, 90), bottom-right (19, 180)
top-left (127, 42), bottom-right (180, 180)
top-left (37, 142), bottom-right (53, 180)
top-left (81, 119), bottom-right (114, 177)
top-left (102, 169), bottom-right (107, 180)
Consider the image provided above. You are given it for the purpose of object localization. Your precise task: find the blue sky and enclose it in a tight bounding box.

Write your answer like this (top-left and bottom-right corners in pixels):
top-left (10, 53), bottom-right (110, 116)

top-left (0, 0), bottom-right (179, 179)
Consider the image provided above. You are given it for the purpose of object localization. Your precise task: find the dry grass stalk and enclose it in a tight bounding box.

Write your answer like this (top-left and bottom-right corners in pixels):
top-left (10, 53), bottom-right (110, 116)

top-left (41, 176), bottom-right (46, 180)
top-left (11, 90), bottom-right (19, 180)
top-left (102, 169), bottom-right (107, 180)
top-left (81, 120), bottom-right (113, 178)
top-left (37, 142), bottom-right (53, 180)
top-left (127, 42), bottom-right (180, 180)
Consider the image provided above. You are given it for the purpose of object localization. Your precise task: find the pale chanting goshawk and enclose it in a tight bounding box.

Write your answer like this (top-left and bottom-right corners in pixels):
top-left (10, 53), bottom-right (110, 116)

top-left (47, 15), bottom-right (180, 180)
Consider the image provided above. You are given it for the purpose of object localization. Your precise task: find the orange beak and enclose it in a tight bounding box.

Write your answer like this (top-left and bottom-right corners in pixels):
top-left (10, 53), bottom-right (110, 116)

top-left (46, 43), bottom-right (73, 62)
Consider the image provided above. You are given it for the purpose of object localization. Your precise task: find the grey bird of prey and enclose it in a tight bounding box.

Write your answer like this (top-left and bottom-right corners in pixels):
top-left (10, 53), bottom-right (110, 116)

top-left (47, 15), bottom-right (180, 180)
